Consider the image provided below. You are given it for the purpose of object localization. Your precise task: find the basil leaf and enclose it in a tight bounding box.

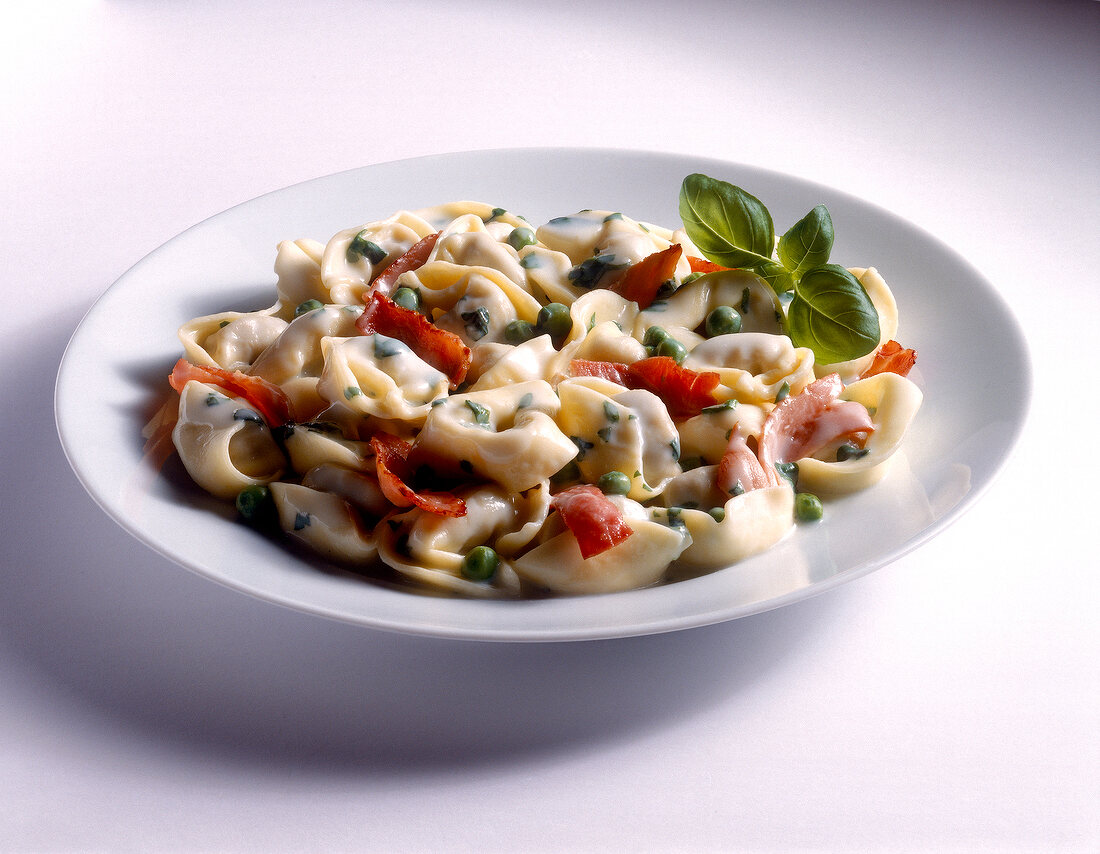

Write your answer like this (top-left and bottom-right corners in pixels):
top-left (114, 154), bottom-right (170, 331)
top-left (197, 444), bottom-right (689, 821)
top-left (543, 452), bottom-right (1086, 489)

top-left (755, 259), bottom-right (796, 295)
top-left (678, 174), bottom-right (774, 269)
top-left (778, 205), bottom-right (834, 276)
top-left (787, 264), bottom-right (880, 363)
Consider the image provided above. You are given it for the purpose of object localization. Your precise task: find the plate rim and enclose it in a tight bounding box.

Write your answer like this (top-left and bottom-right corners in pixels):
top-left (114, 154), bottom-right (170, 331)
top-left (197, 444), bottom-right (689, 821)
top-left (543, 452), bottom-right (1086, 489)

top-left (55, 146), bottom-right (1033, 642)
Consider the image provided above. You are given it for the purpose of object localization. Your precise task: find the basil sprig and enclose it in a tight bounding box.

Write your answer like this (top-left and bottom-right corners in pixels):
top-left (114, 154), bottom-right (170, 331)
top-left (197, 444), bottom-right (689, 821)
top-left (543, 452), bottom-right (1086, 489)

top-left (678, 173), bottom-right (879, 363)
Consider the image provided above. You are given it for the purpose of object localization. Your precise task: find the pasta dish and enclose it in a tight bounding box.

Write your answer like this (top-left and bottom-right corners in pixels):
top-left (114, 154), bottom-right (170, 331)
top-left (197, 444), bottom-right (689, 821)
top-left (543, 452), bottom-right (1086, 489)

top-left (145, 173), bottom-right (921, 597)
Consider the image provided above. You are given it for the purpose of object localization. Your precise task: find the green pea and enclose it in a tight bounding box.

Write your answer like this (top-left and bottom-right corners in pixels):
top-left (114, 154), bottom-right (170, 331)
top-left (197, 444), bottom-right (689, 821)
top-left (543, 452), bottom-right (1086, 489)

top-left (598, 470), bottom-right (631, 495)
top-left (507, 226), bottom-right (537, 251)
top-left (774, 461), bottom-right (799, 490)
top-left (795, 492), bottom-right (823, 521)
top-left (235, 485), bottom-right (273, 523)
top-left (294, 299), bottom-right (323, 317)
top-left (708, 507), bottom-right (726, 523)
top-left (536, 302), bottom-right (572, 346)
top-left (460, 545), bottom-right (499, 581)
top-left (656, 336), bottom-right (688, 364)
top-left (505, 319), bottom-right (536, 345)
top-left (705, 305), bottom-right (742, 337)
top-left (392, 286), bottom-right (421, 312)
top-left (643, 325), bottom-right (670, 348)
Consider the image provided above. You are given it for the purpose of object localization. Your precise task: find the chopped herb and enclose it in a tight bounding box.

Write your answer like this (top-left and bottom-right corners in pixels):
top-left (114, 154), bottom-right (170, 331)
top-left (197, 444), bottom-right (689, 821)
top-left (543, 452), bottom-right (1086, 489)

top-left (775, 381), bottom-right (791, 403)
top-left (570, 436), bottom-right (595, 460)
top-left (373, 336), bottom-right (405, 358)
top-left (344, 386), bottom-right (362, 400)
top-left (603, 212), bottom-right (624, 222)
top-left (680, 455), bottom-right (705, 471)
top-left (293, 512), bottom-right (311, 531)
top-left (740, 287), bottom-right (751, 315)
top-left (646, 299), bottom-right (669, 312)
top-left (295, 298), bottom-right (323, 317)
top-left (465, 399), bottom-right (491, 425)
top-left (346, 231), bottom-right (387, 265)
top-left (392, 287), bottom-right (421, 312)
top-left (587, 313), bottom-right (596, 331)
top-left (204, 393), bottom-right (224, 407)
top-left (729, 481), bottom-right (745, 497)
top-left (597, 426), bottom-right (612, 442)
top-left (665, 507), bottom-right (686, 530)
top-left (836, 442), bottom-right (871, 461)
top-left (302, 421), bottom-right (341, 434)
top-left (232, 408), bottom-right (264, 425)
top-left (655, 279), bottom-right (677, 300)
top-left (603, 401), bottom-right (620, 422)
top-left (701, 399), bottom-right (737, 414)
top-left (516, 392), bottom-right (534, 409)
top-left (519, 253), bottom-right (542, 269)
top-left (461, 307), bottom-right (491, 341)
top-left (568, 255), bottom-right (623, 289)
top-left (218, 320), bottom-right (230, 328)
top-left (669, 438), bottom-right (680, 461)
top-left (430, 398), bottom-right (447, 407)
top-left (551, 460), bottom-right (581, 486)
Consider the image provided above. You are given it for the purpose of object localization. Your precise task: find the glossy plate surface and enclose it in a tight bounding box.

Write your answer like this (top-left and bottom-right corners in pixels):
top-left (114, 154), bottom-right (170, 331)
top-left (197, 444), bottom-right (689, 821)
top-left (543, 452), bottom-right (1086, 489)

top-left (55, 148), bottom-right (1030, 641)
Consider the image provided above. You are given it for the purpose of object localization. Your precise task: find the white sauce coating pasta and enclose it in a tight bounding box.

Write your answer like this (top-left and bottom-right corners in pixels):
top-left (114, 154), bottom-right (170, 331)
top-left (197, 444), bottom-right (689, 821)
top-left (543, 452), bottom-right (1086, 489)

top-left (161, 196), bottom-right (921, 597)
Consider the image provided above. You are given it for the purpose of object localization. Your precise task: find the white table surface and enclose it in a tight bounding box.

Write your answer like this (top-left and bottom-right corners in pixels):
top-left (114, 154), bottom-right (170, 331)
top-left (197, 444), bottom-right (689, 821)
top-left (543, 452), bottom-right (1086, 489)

top-left (2, 1), bottom-right (1097, 851)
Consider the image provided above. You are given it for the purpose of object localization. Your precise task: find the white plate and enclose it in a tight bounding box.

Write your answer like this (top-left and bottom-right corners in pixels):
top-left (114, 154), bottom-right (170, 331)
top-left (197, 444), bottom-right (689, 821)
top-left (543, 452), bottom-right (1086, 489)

top-left (55, 148), bottom-right (1030, 641)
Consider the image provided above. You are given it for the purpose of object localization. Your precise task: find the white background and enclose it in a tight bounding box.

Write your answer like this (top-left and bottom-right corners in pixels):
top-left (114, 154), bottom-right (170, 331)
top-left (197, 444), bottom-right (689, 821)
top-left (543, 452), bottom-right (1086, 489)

top-left (2, 1), bottom-right (1097, 851)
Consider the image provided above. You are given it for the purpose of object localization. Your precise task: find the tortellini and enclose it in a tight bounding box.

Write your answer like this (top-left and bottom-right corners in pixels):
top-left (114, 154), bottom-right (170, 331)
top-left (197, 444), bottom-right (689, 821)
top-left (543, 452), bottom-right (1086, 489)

top-left (316, 334), bottom-right (449, 423)
top-left (414, 381), bottom-right (578, 493)
top-left (161, 195), bottom-right (921, 598)
top-left (172, 380), bottom-right (286, 499)
top-left (796, 372), bottom-right (923, 494)
top-left (513, 495), bottom-right (691, 594)
top-left (684, 332), bottom-right (816, 405)
top-left (555, 377), bottom-right (683, 501)
top-left (178, 310), bottom-right (288, 370)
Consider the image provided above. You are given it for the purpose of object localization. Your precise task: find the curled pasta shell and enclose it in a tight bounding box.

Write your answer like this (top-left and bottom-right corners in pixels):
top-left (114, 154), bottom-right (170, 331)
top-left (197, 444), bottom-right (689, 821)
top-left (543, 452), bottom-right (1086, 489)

top-left (796, 372), bottom-right (923, 494)
top-left (512, 496), bottom-right (690, 595)
top-left (269, 482), bottom-right (377, 564)
top-left (172, 380), bottom-right (285, 499)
